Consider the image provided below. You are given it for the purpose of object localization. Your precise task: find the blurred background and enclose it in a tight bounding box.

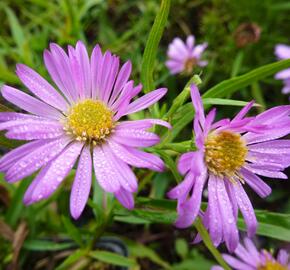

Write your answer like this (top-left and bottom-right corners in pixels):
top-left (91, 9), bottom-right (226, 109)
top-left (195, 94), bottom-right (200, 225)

top-left (0, 0), bottom-right (289, 269)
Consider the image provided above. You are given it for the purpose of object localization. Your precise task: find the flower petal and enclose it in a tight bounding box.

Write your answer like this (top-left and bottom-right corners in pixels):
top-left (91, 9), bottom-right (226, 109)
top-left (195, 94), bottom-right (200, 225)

top-left (123, 88), bottom-right (167, 116)
top-left (93, 145), bottom-right (120, 192)
top-left (5, 137), bottom-right (70, 182)
top-left (29, 142), bottom-right (83, 203)
top-left (114, 187), bottom-right (134, 209)
top-left (1, 85), bottom-right (63, 120)
top-left (108, 140), bottom-right (164, 172)
top-left (233, 181), bottom-right (257, 237)
top-left (16, 64), bottom-right (68, 111)
top-left (70, 146), bottom-right (92, 220)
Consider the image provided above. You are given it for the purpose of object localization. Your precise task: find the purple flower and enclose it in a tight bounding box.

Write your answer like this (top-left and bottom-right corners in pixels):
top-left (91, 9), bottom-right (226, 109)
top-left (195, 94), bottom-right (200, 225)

top-left (165, 35), bottom-right (208, 75)
top-left (168, 84), bottom-right (290, 251)
top-left (211, 237), bottom-right (290, 270)
top-left (274, 44), bottom-right (290, 97)
top-left (0, 41), bottom-right (170, 219)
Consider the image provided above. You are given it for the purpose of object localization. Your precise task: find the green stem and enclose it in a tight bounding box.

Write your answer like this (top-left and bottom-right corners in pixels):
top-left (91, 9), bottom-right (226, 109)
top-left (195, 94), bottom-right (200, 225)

top-left (194, 218), bottom-right (232, 270)
top-left (163, 74), bottom-right (202, 121)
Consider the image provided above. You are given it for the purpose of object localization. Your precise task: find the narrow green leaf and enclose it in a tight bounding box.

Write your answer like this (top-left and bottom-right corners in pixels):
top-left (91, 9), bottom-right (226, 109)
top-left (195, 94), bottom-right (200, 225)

top-left (203, 59), bottom-right (290, 98)
top-left (5, 177), bottom-right (31, 227)
top-left (203, 98), bottom-right (260, 107)
top-left (61, 215), bottom-right (83, 246)
top-left (55, 249), bottom-right (87, 270)
top-left (141, 0), bottom-right (171, 93)
top-left (194, 218), bottom-right (231, 270)
top-left (89, 250), bottom-right (136, 267)
top-left (4, 6), bottom-right (25, 50)
top-left (23, 239), bottom-right (75, 251)
top-left (126, 239), bottom-right (172, 270)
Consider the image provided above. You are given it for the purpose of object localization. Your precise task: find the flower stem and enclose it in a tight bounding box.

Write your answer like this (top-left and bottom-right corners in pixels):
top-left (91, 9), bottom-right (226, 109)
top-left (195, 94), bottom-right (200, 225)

top-left (194, 218), bottom-right (232, 270)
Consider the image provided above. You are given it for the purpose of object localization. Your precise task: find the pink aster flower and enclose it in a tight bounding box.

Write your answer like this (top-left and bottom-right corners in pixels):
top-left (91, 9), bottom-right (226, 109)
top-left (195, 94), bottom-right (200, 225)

top-left (168, 84), bottom-right (290, 251)
top-left (212, 237), bottom-right (290, 270)
top-left (165, 35), bottom-right (208, 75)
top-left (275, 44), bottom-right (290, 97)
top-left (0, 41), bottom-right (170, 219)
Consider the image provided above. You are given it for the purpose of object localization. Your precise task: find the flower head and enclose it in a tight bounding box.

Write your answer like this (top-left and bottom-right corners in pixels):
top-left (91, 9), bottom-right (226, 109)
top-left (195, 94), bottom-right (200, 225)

top-left (274, 44), bottom-right (290, 98)
top-left (212, 237), bottom-right (290, 270)
top-left (0, 41), bottom-right (170, 219)
top-left (234, 23), bottom-right (261, 48)
top-left (168, 84), bottom-right (290, 251)
top-left (165, 35), bottom-right (208, 75)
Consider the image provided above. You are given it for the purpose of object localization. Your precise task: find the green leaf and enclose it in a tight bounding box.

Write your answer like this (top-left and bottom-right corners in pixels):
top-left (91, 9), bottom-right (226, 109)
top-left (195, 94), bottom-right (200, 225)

top-left (126, 239), bottom-right (172, 270)
top-left (4, 6), bottom-right (25, 51)
top-left (55, 249), bottom-right (87, 270)
top-left (89, 250), bottom-right (136, 267)
top-left (175, 238), bottom-right (188, 259)
top-left (5, 177), bottom-right (31, 227)
top-left (194, 218), bottom-right (231, 270)
top-left (238, 210), bottom-right (290, 241)
top-left (141, 0), bottom-right (171, 93)
top-left (61, 215), bottom-right (83, 246)
top-left (23, 239), bottom-right (75, 251)
top-left (203, 59), bottom-right (290, 98)
top-left (115, 197), bottom-right (290, 242)
top-left (203, 98), bottom-right (260, 107)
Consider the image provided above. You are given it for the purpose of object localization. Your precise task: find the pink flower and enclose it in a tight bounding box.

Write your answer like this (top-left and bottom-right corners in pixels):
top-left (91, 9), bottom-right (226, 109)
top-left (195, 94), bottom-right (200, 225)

top-left (274, 44), bottom-right (290, 97)
top-left (165, 35), bottom-right (208, 75)
top-left (212, 237), bottom-right (290, 270)
top-left (0, 41), bottom-right (170, 219)
top-left (168, 84), bottom-right (290, 251)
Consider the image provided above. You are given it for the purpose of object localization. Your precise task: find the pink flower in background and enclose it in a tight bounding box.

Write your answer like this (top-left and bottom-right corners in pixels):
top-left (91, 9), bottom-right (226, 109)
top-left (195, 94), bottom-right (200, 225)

top-left (0, 41), bottom-right (170, 219)
top-left (166, 35), bottom-right (208, 75)
top-left (212, 237), bottom-right (290, 270)
top-left (168, 84), bottom-right (290, 251)
top-left (275, 44), bottom-right (290, 98)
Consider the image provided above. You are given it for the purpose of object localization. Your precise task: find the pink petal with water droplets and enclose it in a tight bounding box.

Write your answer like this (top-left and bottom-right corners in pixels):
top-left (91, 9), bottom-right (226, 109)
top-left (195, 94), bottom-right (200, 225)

top-left (1, 85), bottom-right (62, 120)
top-left (108, 140), bottom-right (164, 172)
top-left (93, 145), bottom-right (120, 192)
top-left (29, 142), bottom-right (83, 203)
top-left (70, 146), bottom-right (92, 220)
top-left (5, 137), bottom-right (70, 182)
top-left (16, 64), bottom-right (68, 111)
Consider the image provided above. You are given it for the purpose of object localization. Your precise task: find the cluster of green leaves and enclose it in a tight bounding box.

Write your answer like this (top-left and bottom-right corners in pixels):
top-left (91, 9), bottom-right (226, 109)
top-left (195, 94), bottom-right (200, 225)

top-left (0, 0), bottom-right (290, 269)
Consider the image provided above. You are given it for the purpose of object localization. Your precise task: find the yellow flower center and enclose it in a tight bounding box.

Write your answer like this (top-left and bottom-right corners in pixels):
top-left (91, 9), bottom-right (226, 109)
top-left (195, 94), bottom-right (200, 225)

top-left (205, 131), bottom-right (247, 178)
top-left (65, 99), bottom-right (114, 144)
top-left (258, 261), bottom-right (288, 270)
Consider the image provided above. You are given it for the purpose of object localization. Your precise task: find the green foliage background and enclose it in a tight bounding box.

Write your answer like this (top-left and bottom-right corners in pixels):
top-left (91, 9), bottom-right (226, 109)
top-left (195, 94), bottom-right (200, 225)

top-left (0, 0), bottom-right (289, 269)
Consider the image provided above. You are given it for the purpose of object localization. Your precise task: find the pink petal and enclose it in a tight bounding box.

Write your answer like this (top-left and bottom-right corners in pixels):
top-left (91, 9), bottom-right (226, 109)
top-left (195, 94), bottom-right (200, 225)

top-left (93, 145), bottom-right (120, 192)
top-left (16, 64), bottom-right (68, 111)
top-left (70, 146), bottom-right (92, 220)
top-left (5, 137), bottom-right (70, 182)
top-left (240, 167), bottom-right (272, 197)
top-left (216, 178), bottom-right (239, 252)
top-left (91, 44), bottom-right (103, 99)
top-left (114, 187), bottom-right (134, 209)
top-left (108, 140), bottom-right (164, 172)
top-left (112, 129), bottom-right (160, 147)
top-left (1, 85), bottom-right (63, 120)
top-left (233, 181), bottom-right (257, 237)
top-left (109, 61), bottom-right (132, 106)
top-left (29, 142), bottom-right (84, 203)
top-left (103, 144), bottom-right (137, 192)
top-left (123, 88), bottom-right (167, 116)
top-left (0, 140), bottom-right (49, 171)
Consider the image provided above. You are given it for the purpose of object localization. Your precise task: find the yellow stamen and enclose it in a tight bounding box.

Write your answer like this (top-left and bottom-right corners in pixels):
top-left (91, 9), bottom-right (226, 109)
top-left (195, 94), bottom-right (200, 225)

top-left (205, 131), bottom-right (248, 178)
top-left (258, 261), bottom-right (288, 270)
top-left (65, 99), bottom-right (114, 143)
